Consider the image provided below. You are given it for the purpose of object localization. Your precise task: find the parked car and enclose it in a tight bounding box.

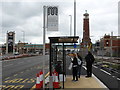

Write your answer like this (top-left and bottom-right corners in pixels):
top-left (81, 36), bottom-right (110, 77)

top-left (14, 52), bottom-right (19, 55)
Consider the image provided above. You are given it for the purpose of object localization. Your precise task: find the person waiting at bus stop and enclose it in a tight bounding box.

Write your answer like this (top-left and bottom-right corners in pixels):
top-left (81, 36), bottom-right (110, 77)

top-left (85, 51), bottom-right (95, 77)
top-left (76, 53), bottom-right (83, 78)
top-left (71, 53), bottom-right (78, 81)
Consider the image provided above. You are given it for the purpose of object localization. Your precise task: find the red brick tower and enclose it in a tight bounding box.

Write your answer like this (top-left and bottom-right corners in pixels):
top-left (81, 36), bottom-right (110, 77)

top-left (81, 10), bottom-right (91, 48)
top-left (81, 11), bottom-right (91, 55)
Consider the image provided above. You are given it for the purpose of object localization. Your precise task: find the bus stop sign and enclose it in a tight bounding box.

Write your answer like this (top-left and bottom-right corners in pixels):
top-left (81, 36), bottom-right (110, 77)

top-left (74, 43), bottom-right (77, 48)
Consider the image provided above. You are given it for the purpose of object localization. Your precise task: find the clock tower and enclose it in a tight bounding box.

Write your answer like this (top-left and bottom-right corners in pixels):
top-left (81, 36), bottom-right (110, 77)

top-left (81, 11), bottom-right (91, 53)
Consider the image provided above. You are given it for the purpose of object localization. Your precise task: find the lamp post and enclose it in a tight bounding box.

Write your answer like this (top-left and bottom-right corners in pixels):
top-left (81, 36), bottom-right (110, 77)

top-left (21, 31), bottom-right (25, 43)
top-left (21, 30), bottom-right (25, 54)
top-left (69, 15), bottom-right (72, 36)
top-left (74, 0), bottom-right (76, 37)
top-left (111, 31), bottom-right (113, 58)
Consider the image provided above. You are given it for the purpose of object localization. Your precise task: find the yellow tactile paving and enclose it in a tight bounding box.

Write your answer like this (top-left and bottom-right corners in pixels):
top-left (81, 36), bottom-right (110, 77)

top-left (60, 75), bottom-right (106, 88)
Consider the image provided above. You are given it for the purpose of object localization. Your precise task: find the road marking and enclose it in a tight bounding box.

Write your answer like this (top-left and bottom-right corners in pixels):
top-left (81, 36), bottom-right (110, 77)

top-left (1, 85), bottom-right (24, 89)
top-left (4, 59), bottom-right (17, 62)
top-left (27, 78), bottom-right (35, 83)
top-left (14, 85), bottom-right (24, 89)
top-left (112, 76), bottom-right (115, 78)
top-left (113, 70), bottom-right (119, 74)
top-left (20, 78), bottom-right (29, 83)
top-left (6, 85), bottom-right (15, 89)
top-left (4, 78), bottom-right (36, 83)
top-left (14, 74), bottom-right (18, 77)
top-left (19, 62), bottom-right (24, 64)
top-left (26, 69), bottom-right (29, 71)
top-left (3, 64), bottom-right (13, 67)
top-left (5, 77), bottom-right (10, 80)
top-left (117, 78), bottom-right (120, 80)
top-left (93, 65), bottom-right (98, 69)
top-left (20, 72), bottom-right (23, 73)
top-left (100, 69), bottom-right (111, 76)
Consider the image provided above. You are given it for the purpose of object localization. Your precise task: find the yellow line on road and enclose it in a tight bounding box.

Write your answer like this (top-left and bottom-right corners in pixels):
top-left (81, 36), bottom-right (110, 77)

top-left (5, 77), bottom-right (10, 80)
top-left (14, 74), bottom-right (18, 77)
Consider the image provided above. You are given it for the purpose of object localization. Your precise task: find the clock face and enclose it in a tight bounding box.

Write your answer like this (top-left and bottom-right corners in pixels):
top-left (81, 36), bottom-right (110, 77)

top-left (8, 39), bottom-right (13, 42)
top-left (9, 32), bottom-right (13, 36)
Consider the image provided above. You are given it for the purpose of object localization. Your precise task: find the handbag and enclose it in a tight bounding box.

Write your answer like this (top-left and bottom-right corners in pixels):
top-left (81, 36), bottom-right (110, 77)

top-left (77, 57), bottom-right (81, 65)
top-left (68, 62), bottom-right (73, 70)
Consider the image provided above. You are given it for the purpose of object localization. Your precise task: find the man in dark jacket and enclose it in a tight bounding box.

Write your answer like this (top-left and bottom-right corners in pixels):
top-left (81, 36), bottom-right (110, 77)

top-left (85, 51), bottom-right (95, 77)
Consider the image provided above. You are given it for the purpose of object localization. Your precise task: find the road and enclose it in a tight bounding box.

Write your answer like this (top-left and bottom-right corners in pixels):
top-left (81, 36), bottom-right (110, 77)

top-left (1, 54), bottom-right (120, 89)
top-left (2, 55), bottom-right (49, 89)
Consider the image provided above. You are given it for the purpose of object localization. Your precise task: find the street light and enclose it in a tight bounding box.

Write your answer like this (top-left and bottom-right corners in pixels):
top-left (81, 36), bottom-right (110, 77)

top-left (21, 30), bottom-right (25, 43)
top-left (21, 30), bottom-right (25, 54)
top-left (69, 15), bottom-right (72, 36)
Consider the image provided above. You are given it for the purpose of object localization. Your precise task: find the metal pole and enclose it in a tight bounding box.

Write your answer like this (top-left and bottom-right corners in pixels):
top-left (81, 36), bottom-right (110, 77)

top-left (49, 40), bottom-right (53, 89)
top-left (69, 15), bottom-right (72, 36)
top-left (43, 6), bottom-right (46, 89)
top-left (13, 32), bottom-right (15, 54)
top-left (111, 32), bottom-right (113, 58)
top-left (63, 43), bottom-right (65, 89)
top-left (6, 31), bottom-right (8, 54)
top-left (21, 31), bottom-right (25, 43)
top-left (74, 0), bottom-right (76, 36)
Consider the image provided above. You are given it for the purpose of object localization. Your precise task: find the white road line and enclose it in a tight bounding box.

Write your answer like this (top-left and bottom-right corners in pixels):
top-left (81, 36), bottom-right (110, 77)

top-left (100, 69), bottom-right (111, 76)
top-left (112, 76), bottom-right (115, 78)
top-left (117, 78), bottom-right (120, 80)
top-left (3, 64), bottom-right (13, 67)
top-left (113, 71), bottom-right (119, 74)
top-left (4, 59), bottom-right (17, 62)
top-left (19, 62), bottom-right (24, 64)
top-left (93, 65), bottom-right (98, 69)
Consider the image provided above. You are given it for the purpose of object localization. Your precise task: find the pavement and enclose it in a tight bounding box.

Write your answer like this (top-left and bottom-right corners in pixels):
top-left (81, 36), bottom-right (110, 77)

top-left (60, 75), bottom-right (108, 89)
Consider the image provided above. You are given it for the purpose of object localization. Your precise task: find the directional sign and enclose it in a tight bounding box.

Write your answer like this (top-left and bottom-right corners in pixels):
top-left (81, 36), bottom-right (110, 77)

top-left (74, 43), bottom-right (77, 48)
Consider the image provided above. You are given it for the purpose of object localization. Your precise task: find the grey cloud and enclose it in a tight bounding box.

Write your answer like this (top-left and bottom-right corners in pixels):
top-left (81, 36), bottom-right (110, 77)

top-left (0, 0), bottom-right (119, 44)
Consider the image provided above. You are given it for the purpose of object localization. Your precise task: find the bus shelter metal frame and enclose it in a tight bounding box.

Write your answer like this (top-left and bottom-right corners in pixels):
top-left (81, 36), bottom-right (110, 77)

top-left (49, 36), bottom-right (79, 89)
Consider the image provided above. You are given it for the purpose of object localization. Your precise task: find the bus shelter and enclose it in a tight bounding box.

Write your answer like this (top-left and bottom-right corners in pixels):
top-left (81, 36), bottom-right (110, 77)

top-left (48, 36), bottom-right (79, 89)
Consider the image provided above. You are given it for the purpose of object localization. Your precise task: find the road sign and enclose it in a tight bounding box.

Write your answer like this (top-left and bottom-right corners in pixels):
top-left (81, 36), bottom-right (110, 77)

top-left (74, 43), bottom-right (76, 48)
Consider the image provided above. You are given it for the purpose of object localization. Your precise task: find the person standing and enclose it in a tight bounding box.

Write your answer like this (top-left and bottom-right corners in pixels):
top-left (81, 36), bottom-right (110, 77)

top-left (85, 51), bottom-right (95, 77)
top-left (76, 53), bottom-right (83, 78)
top-left (71, 53), bottom-right (78, 81)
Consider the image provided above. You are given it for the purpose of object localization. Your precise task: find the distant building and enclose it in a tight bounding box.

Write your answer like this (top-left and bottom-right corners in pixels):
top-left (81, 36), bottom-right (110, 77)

top-left (94, 34), bottom-right (120, 57)
top-left (6, 31), bottom-right (15, 54)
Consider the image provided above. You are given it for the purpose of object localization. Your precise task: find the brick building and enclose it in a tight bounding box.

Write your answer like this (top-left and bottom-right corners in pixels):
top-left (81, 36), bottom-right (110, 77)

top-left (95, 34), bottom-right (120, 57)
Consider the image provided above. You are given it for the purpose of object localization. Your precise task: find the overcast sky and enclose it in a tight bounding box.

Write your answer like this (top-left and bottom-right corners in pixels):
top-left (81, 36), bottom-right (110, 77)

top-left (0, 0), bottom-right (119, 44)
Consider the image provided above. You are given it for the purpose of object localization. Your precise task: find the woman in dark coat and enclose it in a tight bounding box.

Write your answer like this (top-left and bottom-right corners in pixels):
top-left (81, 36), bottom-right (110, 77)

top-left (77, 53), bottom-right (83, 78)
top-left (71, 54), bottom-right (78, 81)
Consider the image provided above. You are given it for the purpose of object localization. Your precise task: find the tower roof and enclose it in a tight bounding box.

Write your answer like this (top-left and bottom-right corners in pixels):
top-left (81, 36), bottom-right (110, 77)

top-left (84, 10), bottom-right (89, 16)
